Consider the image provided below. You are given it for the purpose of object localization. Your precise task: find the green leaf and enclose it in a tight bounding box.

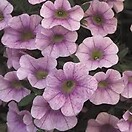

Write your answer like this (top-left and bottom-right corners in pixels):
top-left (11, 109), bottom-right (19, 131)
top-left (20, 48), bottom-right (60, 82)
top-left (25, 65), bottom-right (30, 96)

top-left (0, 124), bottom-right (7, 132)
top-left (118, 47), bottom-right (129, 59)
top-left (70, 55), bottom-right (80, 63)
top-left (18, 93), bottom-right (36, 107)
top-left (81, 2), bottom-right (90, 11)
top-left (68, 0), bottom-right (75, 6)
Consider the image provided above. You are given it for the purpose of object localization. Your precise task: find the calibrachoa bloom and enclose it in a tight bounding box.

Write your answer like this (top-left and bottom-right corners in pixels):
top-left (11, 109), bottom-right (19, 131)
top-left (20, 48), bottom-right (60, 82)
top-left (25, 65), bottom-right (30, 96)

top-left (28, 0), bottom-right (46, 5)
top-left (7, 101), bottom-right (37, 132)
top-left (6, 48), bottom-right (27, 70)
top-left (36, 26), bottom-right (77, 58)
top-left (31, 95), bottom-right (77, 131)
top-left (17, 55), bottom-right (57, 89)
top-left (121, 71), bottom-right (132, 98)
top-left (83, 0), bottom-right (117, 36)
top-left (43, 62), bottom-right (97, 116)
top-left (99, 0), bottom-right (125, 13)
top-left (90, 69), bottom-right (124, 105)
top-left (76, 36), bottom-right (119, 71)
top-left (1, 14), bottom-right (42, 49)
top-left (0, 0), bottom-right (13, 30)
top-left (40, 0), bottom-right (84, 31)
top-left (117, 110), bottom-right (132, 132)
top-left (0, 71), bottom-right (30, 102)
top-left (86, 112), bottom-right (120, 132)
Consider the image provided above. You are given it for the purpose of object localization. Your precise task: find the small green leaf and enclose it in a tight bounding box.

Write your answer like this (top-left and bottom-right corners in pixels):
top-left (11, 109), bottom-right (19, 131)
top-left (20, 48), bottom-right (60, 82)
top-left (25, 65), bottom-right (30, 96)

top-left (0, 124), bottom-right (7, 132)
top-left (70, 55), bottom-right (80, 63)
top-left (81, 2), bottom-right (90, 11)
top-left (118, 47), bottom-right (129, 59)
top-left (68, 0), bottom-right (75, 6)
top-left (18, 93), bottom-right (36, 107)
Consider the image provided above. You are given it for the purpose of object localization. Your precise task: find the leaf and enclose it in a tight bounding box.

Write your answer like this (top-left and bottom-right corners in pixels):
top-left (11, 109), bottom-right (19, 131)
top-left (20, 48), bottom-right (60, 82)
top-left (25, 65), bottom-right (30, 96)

top-left (81, 2), bottom-right (90, 11)
top-left (70, 55), bottom-right (80, 63)
top-left (68, 0), bottom-right (75, 6)
top-left (119, 61), bottom-right (132, 71)
top-left (0, 124), bottom-right (7, 132)
top-left (18, 93), bottom-right (36, 107)
top-left (118, 47), bottom-right (129, 59)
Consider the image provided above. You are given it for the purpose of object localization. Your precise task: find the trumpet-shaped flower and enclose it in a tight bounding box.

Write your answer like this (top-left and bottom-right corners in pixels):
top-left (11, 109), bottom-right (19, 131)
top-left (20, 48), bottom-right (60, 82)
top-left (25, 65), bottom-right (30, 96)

top-left (17, 55), bottom-right (57, 89)
top-left (0, 0), bottom-right (13, 30)
top-left (0, 71), bottom-right (30, 102)
top-left (7, 101), bottom-right (37, 132)
top-left (117, 110), bottom-right (132, 132)
top-left (6, 48), bottom-right (27, 70)
top-left (36, 26), bottom-right (77, 58)
top-left (76, 36), bottom-right (119, 71)
top-left (31, 96), bottom-right (77, 131)
top-left (121, 71), bottom-right (132, 98)
top-left (99, 0), bottom-right (124, 13)
top-left (90, 69), bottom-right (124, 105)
top-left (40, 0), bottom-right (84, 31)
top-left (2, 14), bottom-right (42, 49)
top-left (86, 112), bottom-right (120, 132)
top-left (83, 0), bottom-right (117, 36)
top-left (43, 62), bottom-right (97, 116)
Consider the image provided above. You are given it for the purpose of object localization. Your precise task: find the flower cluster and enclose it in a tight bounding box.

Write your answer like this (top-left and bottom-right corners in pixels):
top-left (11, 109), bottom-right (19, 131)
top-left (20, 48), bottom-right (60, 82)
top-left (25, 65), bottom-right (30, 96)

top-left (0, 0), bottom-right (131, 132)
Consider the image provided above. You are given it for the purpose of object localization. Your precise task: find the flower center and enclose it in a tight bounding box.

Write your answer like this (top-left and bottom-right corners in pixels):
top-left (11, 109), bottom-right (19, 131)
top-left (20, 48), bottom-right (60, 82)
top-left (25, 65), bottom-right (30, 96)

top-left (93, 15), bottom-right (103, 25)
top-left (98, 80), bottom-right (108, 88)
top-left (35, 70), bottom-right (48, 80)
top-left (52, 34), bottom-right (64, 43)
top-left (62, 80), bottom-right (76, 93)
top-left (0, 12), bottom-right (4, 21)
top-left (91, 49), bottom-right (103, 60)
top-left (11, 80), bottom-right (22, 89)
top-left (55, 9), bottom-right (68, 19)
top-left (21, 29), bottom-right (35, 41)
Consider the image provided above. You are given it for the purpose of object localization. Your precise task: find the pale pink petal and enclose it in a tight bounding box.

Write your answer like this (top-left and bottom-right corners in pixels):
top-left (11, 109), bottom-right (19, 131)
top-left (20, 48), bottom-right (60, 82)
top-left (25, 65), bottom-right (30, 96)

top-left (54, 0), bottom-right (71, 10)
top-left (28, 0), bottom-right (46, 5)
top-left (40, 1), bottom-right (55, 18)
top-left (69, 6), bottom-right (84, 21)
top-left (31, 96), bottom-right (49, 119)
top-left (86, 119), bottom-right (100, 132)
top-left (47, 93), bottom-right (66, 110)
top-left (61, 95), bottom-right (84, 116)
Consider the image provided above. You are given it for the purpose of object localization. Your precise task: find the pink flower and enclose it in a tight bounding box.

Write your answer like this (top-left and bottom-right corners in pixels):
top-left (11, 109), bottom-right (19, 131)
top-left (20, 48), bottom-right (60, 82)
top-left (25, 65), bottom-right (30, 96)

top-left (28, 0), bottom-right (46, 5)
top-left (117, 110), bottom-right (132, 132)
top-left (0, 71), bottom-right (30, 102)
top-left (86, 112), bottom-right (120, 132)
top-left (99, 0), bottom-right (125, 13)
top-left (36, 26), bottom-right (77, 58)
top-left (76, 36), bottom-right (119, 71)
top-left (5, 48), bottom-right (27, 70)
top-left (17, 55), bottom-right (57, 89)
top-left (43, 62), bottom-right (97, 116)
top-left (83, 0), bottom-right (117, 36)
top-left (40, 0), bottom-right (84, 31)
top-left (31, 95), bottom-right (77, 131)
top-left (90, 69), bottom-right (124, 105)
top-left (0, 0), bottom-right (13, 30)
top-left (121, 71), bottom-right (132, 98)
top-left (1, 14), bottom-right (42, 49)
top-left (7, 101), bottom-right (37, 132)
